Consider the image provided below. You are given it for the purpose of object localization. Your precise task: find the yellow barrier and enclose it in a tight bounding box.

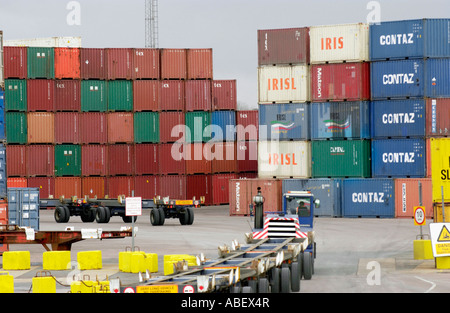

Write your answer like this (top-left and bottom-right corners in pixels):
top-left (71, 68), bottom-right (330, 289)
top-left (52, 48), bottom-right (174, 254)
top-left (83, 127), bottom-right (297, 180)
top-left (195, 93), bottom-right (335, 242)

top-left (2, 251), bottom-right (31, 270)
top-left (32, 276), bottom-right (56, 293)
top-left (119, 251), bottom-right (158, 273)
top-left (413, 240), bottom-right (434, 260)
top-left (163, 254), bottom-right (197, 276)
top-left (436, 256), bottom-right (450, 269)
top-left (43, 251), bottom-right (71, 270)
top-left (0, 272), bottom-right (14, 293)
top-left (77, 250), bottom-right (102, 270)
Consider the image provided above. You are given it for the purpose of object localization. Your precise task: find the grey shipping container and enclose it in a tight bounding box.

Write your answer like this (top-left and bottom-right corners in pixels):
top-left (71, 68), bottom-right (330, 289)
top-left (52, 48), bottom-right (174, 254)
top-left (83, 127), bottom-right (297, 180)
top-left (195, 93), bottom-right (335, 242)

top-left (7, 188), bottom-right (40, 230)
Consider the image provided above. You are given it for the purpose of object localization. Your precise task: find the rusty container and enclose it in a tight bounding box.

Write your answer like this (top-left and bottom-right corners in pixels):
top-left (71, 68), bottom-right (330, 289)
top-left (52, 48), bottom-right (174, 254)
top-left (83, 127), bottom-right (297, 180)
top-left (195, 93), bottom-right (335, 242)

top-left (106, 176), bottom-right (134, 198)
top-left (211, 142), bottom-right (237, 174)
top-left (158, 143), bottom-right (186, 175)
top-left (107, 144), bottom-right (134, 176)
top-left (159, 80), bottom-right (185, 111)
top-left (6, 145), bottom-right (27, 177)
top-left (135, 144), bottom-right (159, 175)
top-left (133, 80), bottom-right (159, 112)
top-left (134, 175), bottom-right (160, 199)
top-left (27, 79), bottom-right (55, 112)
top-left (159, 111), bottom-right (185, 143)
top-left (27, 112), bottom-right (55, 144)
top-left (80, 48), bottom-right (107, 80)
top-left (236, 110), bottom-right (258, 141)
top-left (132, 48), bottom-right (160, 80)
top-left (4, 46), bottom-right (27, 79)
top-left (212, 173), bottom-right (238, 205)
top-left (186, 174), bottom-right (212, 206)
top-left (107, 112), bottom-right (134, 143)
top-left (54, 112), bottom-right (80, 144)
top-left (55, 80), bottom-right (80, 111)
top-left (106, 48), bottom-right (133, 80)
top-left (26, 144), bottom-right (54, 177)
top-left (54, 47), bottom-right (80, 79)
top-left (159, 175), bottom-right (186, 199)
top-left (81, 144), bottom-right (108, 177)
top-left (27, 177), bottom-right (55, 199)
top-left (185, 143), bottom-right (212, 175)
top-left (212, 80), bottom-right (237, 111)
top-left (79, 112), bottom-right (107, 144)
top-left (82, 177), bottom-right (106, 199)
top-left (185, 80), bottom-right (212, 111)
top-left (186, 48), bottom-right (213, 80)
top-left (160, 49), bottom-right (187, 80)
top-left (55, 177), bottom-right (82, 199)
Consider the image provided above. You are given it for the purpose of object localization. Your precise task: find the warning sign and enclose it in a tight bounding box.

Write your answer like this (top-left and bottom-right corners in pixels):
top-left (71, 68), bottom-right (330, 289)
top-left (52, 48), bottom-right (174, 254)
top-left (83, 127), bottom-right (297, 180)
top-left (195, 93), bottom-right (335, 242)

top-left (430, 223), bottom-right (450, 257)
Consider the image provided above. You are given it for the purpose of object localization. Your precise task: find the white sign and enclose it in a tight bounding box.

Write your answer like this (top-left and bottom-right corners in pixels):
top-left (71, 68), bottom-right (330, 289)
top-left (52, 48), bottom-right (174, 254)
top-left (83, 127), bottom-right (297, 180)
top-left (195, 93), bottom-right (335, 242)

top-left (430, 223), bottom-right (450, 257)
top-left (126, 197), bottom-right (142, 216)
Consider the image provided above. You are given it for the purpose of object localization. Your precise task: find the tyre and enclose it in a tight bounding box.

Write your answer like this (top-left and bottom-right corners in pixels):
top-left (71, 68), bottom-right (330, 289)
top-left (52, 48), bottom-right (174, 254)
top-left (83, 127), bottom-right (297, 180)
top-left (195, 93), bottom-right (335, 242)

top-left (80, 207), bottom-right (96, 223)
top-left (150, 208), bottom-right (161, 226)
top-left (280, 266), bottom-right (291, 293)
top-left (55, 206), bottom-right (67, 223)
top-left (303, 252), bottom-right (313, 280)
top-left (186, 207), bottom-right (194, 225)
top-left (96, 207), bottom-right (111, 223)
top-left (122, 215), bottom-right (137, 223)
top-left (241, 286), bottom-right (252, 293)
top-left (258, 278), bottom-right (270, 293)
top-left (158, 207), bottom-right (165, 225)
top-left (179, 209), bottom-right (188, 225)
top-left (291, 261), bottom-right (301, 292)
top-left (248, 280), bottom-right (258, 293)
top-left (270, 267), bottom-right (280, 293)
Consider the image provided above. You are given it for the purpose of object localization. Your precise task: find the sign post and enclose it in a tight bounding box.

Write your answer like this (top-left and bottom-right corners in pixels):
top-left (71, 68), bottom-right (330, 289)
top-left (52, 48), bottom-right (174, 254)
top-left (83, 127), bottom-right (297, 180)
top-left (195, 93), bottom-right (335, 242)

top-left (126, 193), bottom-right (142, 252)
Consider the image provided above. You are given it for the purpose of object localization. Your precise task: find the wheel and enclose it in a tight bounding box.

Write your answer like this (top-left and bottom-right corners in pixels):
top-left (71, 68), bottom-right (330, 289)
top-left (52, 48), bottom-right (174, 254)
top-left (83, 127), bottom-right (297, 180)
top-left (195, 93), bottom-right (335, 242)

top-left (247, 280), bottom-right (258, 293)
top-left (280, 266), bottom-right (291, 293)
top-left (179, 209), bottom-right (189, 225)
top-left (158, 207), bottom-right (165, 225)
top-left (96, 207), bottom-right (110, 223)
top-left (230, 286), bottom-right (241, 293)
top-left (150, 208), bottom-right (161, 226)
top-left (63, 206), bottom-right (70, 223)
top-left (291, 261), bottom-right (301, 292)
top-left (54, 206), bottom-right (67, 223)
top-left (122, 215), bottom-right (137, 223)
top-left (270, 267), bottom-right (280, 293)
top-left (241, 286), bottom-right (252, 293)
top-left (258, 277), bottom-right (270, 293)
top-left (186, 207), bottom-right (194, 225)
top-left (303, 252), bottom-right (313, 280)
top-left (80, 207), bottom-right (96, 223)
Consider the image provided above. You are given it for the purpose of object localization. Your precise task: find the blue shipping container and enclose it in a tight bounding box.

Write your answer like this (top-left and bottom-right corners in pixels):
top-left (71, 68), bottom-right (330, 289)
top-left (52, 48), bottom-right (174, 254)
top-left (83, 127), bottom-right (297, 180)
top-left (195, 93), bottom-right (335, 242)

top-left (425, 58), bottom-right (450, 98)
top-left (0, 145), bottom-right (6, 199)
top-left (210, 111), bottom-right (236, 141)
top-left (370, 19), bottom-right (450, 61)
top-left (7, 188), bottom-right (40, 230)
top-left (342, 178), bottom-right (395, 218)
top-left (310, 101), bottom-right (370, 140)
top-left (371, 99), bottom-right (425, 138)
top-left (0, 91), bottom-right (4, 141)
top-left (371, 138), bottom-right (426, 178)
top-left (259, 103), bottom-right (310, 140)
top-left (282, 178), bottom-right (342, 217)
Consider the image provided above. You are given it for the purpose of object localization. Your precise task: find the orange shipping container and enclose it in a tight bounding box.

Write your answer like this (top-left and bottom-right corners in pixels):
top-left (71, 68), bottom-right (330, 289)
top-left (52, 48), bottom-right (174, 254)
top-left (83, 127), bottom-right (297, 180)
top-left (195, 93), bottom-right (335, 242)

top-left (54, 48), bottom-right (81, 79)
top-left (55, 177), bottom-right (82, 199)
top-left (7, 177), bottom-right (27, 188)
top-left (160, 49), bottom-right (187, 80)
top-left (107, 112), bottom-right (134, 143)
top-left (82, 177), bottom-right (106, 199)
top-left (185, 143), bottom-right (211, 175)
top-left (133, 80), bottom-right (159, 112)
top-left (394, 178), bottom-right (433, 219)
top-left (27, 112), bottom-right (55, 144)
top-left (187, 48), bottom-right (213, 80)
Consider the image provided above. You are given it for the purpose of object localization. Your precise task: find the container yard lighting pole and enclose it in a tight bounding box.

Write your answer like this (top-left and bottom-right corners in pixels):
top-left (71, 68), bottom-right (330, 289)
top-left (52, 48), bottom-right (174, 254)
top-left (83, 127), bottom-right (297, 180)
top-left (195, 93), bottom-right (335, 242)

top-left (145, 0), bottom-right (159, 48)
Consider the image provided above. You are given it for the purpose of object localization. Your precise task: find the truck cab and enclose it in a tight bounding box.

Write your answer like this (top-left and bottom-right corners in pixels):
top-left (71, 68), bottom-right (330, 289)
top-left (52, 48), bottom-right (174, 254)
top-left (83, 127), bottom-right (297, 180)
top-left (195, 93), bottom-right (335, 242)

top-left (283, 191), bottom-right (318, 231)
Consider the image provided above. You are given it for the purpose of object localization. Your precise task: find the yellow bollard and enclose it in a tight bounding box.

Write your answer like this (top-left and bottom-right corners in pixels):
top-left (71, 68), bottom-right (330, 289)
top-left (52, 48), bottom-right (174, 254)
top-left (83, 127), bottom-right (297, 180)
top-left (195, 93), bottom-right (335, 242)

top-left (77, 250), bottom-right (102, 270)
top-left (163, 254), bottom-right (197, 276)
top-left (32, 276), bottom-right (56, 293)
top-left (2, 251), bottom-right (31, 270)
top-left (413, 239), bottom-right (434, 260)
top-left (145, 253), bottom-right (158, 273)
top-left (0, 272), bottom-right (14, 293)
top-left (436, 256), bottom-right (450, 269)
top-left (43, 251), bottom-right (71, 270)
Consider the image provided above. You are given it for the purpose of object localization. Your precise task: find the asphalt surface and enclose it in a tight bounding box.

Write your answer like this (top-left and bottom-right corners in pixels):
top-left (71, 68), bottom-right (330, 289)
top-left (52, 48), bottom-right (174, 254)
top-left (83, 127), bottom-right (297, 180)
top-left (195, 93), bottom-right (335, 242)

top-left (1, 206), bottom-right (450, 293)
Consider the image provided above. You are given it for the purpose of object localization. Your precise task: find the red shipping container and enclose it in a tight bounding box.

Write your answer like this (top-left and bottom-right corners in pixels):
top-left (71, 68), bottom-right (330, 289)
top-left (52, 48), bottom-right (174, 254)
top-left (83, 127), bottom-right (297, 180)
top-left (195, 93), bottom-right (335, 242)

top-left (185, 80), bottom-right (212, 111)
top-left (132, 48), bottom-right (160, 80)
top-left (212, 173), bottom-right (238, 205)
top-left (27, 79), bottom-right (55, 111)
top-left (27, 177), bottom-right (55, 199)
top-left (4, 46), bottom-right (27, 79)
top-left (395, 178), bottom-right (433, 219)
top-left (55, 177), bottom-right (82, 198)
top-left (108, 144), bottom-right (134, 176)
top-left (107, 176), bottom-right (134, 198)
top-left (236, 141), bottom-right (258, 173)
top-left (426, 98), bottom-right (450, 137)
top-left (107, 112), bottom-right (134, 143)
top-left (55, 80), bottom-right (80, 111)
top-left (160, 49), bottom-right (187, 80)
top-left (310, 62), bottom-right (370, 102)
top-left (133, 80), bottom-right (159, 112)
top-left (134, 175), bottom-right (160, 199)
top-left (159, 80), bottom-right (185, 111)
top-left (159, 175), bottom-right (186, 199)
top-left (54, 48), bottom-right (80, 79)
top-left (212, 80), bottom-right (237, 111)
top-left (26, 144), bottom-right (54, 177)
top-left (82, 177), bottom-right (106, 199)
top-left (80, 112), bottom-right (107, 144)
top-left (82, 145), bottom-right (108, 176)
top-left (236, 110), bottom-right (258, 141)
top-left (158, 143), bottom-right (186, 175)
top-left (6, 145), bottom-right (27, 177)
top-left (80, 48), bottom-right (107, 80)
top-left (187, 48), bottom-right (213, 80)
top-left (55, 112), bottom-right (80, 144)
top-left (7, 177), bottom-right (27, 188)
top-left (135, 144), bottom-right (159, 175)
top-left (210, 142), bottom-right (237, 173)
top-left (236, 172), bottom-right (258, 179)
top-left (186, 175), bottom-right (212, 205)
top-left (106, 48), bottom-right (133, 80)
top-left (159, 112), bottom-right (185, 143)
top-left (185, 143), bottom-right (211, 175)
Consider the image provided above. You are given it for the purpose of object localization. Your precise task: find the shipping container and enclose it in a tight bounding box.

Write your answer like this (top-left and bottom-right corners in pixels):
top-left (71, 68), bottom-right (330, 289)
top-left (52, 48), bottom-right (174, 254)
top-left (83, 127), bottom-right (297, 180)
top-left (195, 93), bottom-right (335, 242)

top-left (0, 94), bottom-right (5, 141)
top-left (258, 141), bottom-right (311, 178)
top-left (27, 177), bottom-right (55, 199)
top-left (309, 23), bottom-right (369, 64)
top-left (370, 18), bottom-right (450, 61)
top-left (342, 178), bottom-right (395, 218)
top-left (212, 173), bottom-right (237, 205)
top-left (5, 112), bottom-right (27, 144)
top-left (310, 62), bottom-right (371, 102)
top-left (27, 112), bottom-right (55, 144)
top-left (257, 27), bottom-right (310, 65)
top-left (236, 173), bottom-right (258, 179)
top-left (159, 175), bottom-right (186, 199)
top-left (80, 48), bottom-right (106, 80)
top-left (27, 79), bottom-right (55, 112)
top-left (81, 144), bottom-right (108, 177)
top-left (310, 101), bottom-right (370, 140)
top-left (159, 111), bottom-right (185, 143)
top-left (4, 79), bottom-right (27, 111)
top-left (81, 177), bottom-right (105, 199)
top-left (212, 80), bottom-right (237, 111)
top-left (185, 143), bottom-right (212, 175)
top-left (54, 47), bottom-right (80, 79)
top-left (106, 48), bottom-right (133, 80)
top-left (211, 142), bottom-right (237, 173)
top-left (80, 80), bottom-right (107, 112)
top-left (134, 112), bottom-right (159, 143)
top-left (159, 80), bottom-right (185, 111)
top-left (132, 48), bottom-right (160, 80)
top-left (0, 31), bottom-right (3, 89)
top-left (55, 112), bottom-right (80, 144)
top-left (311, 140), bottom-right (371, 178)
top-left (236, 110), bottom-right (258, 141)
top-left (6, 36), bottom-right (81, 48)
top-left (185, 111), bottom-right (211, 143)
top-left (258, 103), bottom-right (310, 141)
top-left (135, 144), bottom-right (159, 175)
top-left (107, 144), bottom-right (134, 176)
top-left (211, 110), bottom-right (236, 142)
top-left (429, 138), bottom-right (450, 202)
top-left (158, 143), bottom-right (186, 175)
top-left (27, 47), bottom-right (55, 79)
top-left (7, 178), bottom-right (27, 188)
top-left (185, 80), bottom-right (212, 111)
top-left (26, 144), bottom-right (54, 177)
top-left (371, 99), bottom-right (425, 138)
top-left (134, 175), bottom-right (159, 199)
top-left (107, 112), bottom-right (134, 143)
top-left (79, 112), bottom-right (107, 144)
top-left (425, 58), bottom-right (450, 98)
top-left (394, 178), bottom-right (433, 218)
top-left (0, 146), bottom-right (5, 198)
top-left (4, 46), bottom-right (27, 79)
top-left (236, 141), bottom-right (258, 173)
top-left (55, 80), bottom-right (80, 111)
top-left (282, 178), bottom-right (343, 217)
top-left (186, 174), bottom-right (212, 206)
top-left (258, 64), bottom-right (310, 104)
top-left (160, 49), bottom-right (187, 80)
top-left (0, 200), bottom-right (7, 253)
top-left (186, 48), bottom-right (213, 80)
top-left (229, 178), bottom-right (282, 215)
top-left (7, 188), bottom-right (40, 230)
top-left (54, 144), bottom-right (81, 177)
top-left (426, 98), bottom-right (450, 137)
top-left (106, 176), bottom-right (134, 198)
top-left (107, 80), bottom-right (133, 111)
top-left (6, 145), bottom-right (26, 177)
top-left (55, 177), bottom-right (82, 199)
top-left (133, 80), bottom-right (159, 112)
top-left (371, 139), bottom-right (426, 178)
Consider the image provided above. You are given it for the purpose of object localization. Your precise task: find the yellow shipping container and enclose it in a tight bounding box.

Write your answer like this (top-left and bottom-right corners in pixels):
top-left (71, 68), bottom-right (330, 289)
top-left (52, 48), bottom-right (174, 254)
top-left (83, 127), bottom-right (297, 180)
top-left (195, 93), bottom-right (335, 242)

top-left (430, 138), bottom-right (450, 202)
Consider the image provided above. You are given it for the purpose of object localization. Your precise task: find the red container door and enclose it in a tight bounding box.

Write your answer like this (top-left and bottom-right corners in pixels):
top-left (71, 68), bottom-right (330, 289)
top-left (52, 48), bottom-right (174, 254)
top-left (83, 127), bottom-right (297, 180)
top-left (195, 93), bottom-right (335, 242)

top-left (134, 175), bottom-right (160, 199)
top-left (185, 143), bottom-right (211, 174)
top-left (82, 145), bottom-right (108, 176)
top-left (107, 112), bottom-right (134, 143)
top-left (27, 79), bottom-right (55, 112)
top-left (6, 145), bottom-right (27, 177)
top-left (132, 48), bottom-right (160, 80)
top-left (54, 48), bottom-right (80, 79)
top-left (55, 177), bottom-right (82, 198)
top-left (212, 173), bottom-right (237, 205)
top-left (26, 145), bottom-right (54, 177)
top-left (187, 48), bottom-right (213, 80)
top-left (135, 144), bottom-right (159, 175)
top-left (159, 80), bottom-right (185, 111)
top-left (82, 177), bottom-right (106, 199)
top-left (55, 80), bottom-right (80, 111)
top-left (236, 110), bottom-right (258, 141)
top-left (106, 48), bottom-right (133, 80)
top-left (426, 98), bottom-right (450, 137)
top-left (185, 80), bottom-right (212, 111)
top-left (158, 143), bottom-right (186, 175)
top-left (236, 141), bottom-right (258, 173)
top-left (186, 175), bottom-right (212, 205)
top-left (212, 80), bottom-right (237, 111)
top-left (80, 112), bottom-right (107, 144)
top-left (108, 144), bottom-right (134, 176)
top-left (55, 112), bottom-right (80, 144)
top-left (160, 49), bottom-right (187, 80)
top-left (159, 112), bottom-right (185, 143)
top-left (80, 48), bottom-right (107, 80)
top-left (107, 176), bottom-right (135, 198)
top-left (133, 80), bottom-right (159, 112)
top-left (211, 142), bottom-right (237, 173)
top-left (159, 175), bottom-right (186, 199)
top-left (4, 46), bottom-right (27, 79)
top-left (27, 177), bottom-right (55, 199)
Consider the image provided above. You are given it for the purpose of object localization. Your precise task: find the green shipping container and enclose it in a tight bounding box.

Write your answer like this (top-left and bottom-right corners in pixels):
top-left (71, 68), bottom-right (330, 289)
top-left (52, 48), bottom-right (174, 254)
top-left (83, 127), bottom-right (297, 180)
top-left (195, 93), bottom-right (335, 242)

top-left (54, 145), bottom-right (81, 176)
top-left (311, 140), bottom-right (371, 178)
top-left (107, 80), bottom-right (133, 111)
top-left (185, 111), bottom-right (211, 143)
top-left (134, 112), bottom-right (160, 143)
top-left (5, 112), bottom-right (27, 144)
top-left (5, 79), bottom-right (27, 111)
top-left (27, 47), bottom-right (55, 79)
top-left (81, 80), bottom-right (107, 112)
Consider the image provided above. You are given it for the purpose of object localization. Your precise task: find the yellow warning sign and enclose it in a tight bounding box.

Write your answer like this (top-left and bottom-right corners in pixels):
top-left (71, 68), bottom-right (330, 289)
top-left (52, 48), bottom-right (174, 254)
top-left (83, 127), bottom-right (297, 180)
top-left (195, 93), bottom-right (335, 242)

top-left (136, 285), bottom-right (178, 293)
top-left (438, 225), bottom-right (450, 242)
top-left (431, 223), bottom-right (450, 257)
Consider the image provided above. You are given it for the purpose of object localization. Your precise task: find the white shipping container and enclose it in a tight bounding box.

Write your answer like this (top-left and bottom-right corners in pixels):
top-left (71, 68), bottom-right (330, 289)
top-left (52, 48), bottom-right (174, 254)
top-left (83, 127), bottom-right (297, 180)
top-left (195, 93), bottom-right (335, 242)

top-left (258, 140), bottom-right (311, 178)
top-left (310, 23), bottom-right (369, 64)
top-left (258, 65), bottom-right (310, 104)
top-left (4, 36), bottom-right (82, 48)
